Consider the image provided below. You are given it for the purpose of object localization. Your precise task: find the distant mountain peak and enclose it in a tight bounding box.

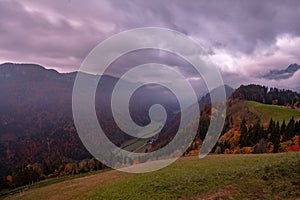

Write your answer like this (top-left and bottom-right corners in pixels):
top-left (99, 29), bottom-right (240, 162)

top-left (0, 62), bottom-right (48, 70)
top-left (0, 62), bottom-right (61, 81)
top-left (262, 63), bottom-right (300, 80)
top-left (287, 63), bottom-right (299, 71)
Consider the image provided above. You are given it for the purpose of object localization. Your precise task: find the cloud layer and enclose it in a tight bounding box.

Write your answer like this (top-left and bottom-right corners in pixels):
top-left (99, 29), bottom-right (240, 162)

top-left (0, 0), bottom-right (300, 91)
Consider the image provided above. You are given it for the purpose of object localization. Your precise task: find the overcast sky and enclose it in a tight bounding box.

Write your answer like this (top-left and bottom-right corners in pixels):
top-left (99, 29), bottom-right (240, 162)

top-left (1, 0), bottom-right (300, 91)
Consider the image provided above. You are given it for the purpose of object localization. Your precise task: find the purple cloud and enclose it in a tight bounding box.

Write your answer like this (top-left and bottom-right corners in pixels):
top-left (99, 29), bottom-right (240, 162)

top-left (0, 0), bottom-right (300, 91)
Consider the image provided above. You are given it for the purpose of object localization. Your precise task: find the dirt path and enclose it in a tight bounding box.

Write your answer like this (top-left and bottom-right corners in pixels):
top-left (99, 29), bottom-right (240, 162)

top-left (5, 170), bottom-right (132, 200)
top-left (194, 184), bottom-right (238, 200)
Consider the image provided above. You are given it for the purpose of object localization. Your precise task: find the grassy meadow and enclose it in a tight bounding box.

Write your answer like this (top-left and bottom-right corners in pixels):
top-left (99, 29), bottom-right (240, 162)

top-left (240, 101), bottom-right (300, 124)
top-left (4, 152), bottom-right (300, 200)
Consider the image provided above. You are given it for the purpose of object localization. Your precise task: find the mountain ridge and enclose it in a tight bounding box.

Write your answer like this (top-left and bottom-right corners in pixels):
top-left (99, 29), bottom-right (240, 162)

top-left (0, 62), bottom-right (299, 179)
top-left (0, 63), bottom-right (187, 175)
top-left (262, 63), bottom-right (300, 80)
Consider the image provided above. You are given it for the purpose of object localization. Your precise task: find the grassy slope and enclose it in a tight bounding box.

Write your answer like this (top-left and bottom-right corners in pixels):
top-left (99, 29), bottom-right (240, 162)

top-left (121, 122), bottom-right (162, 153)
top-left (238, 101), bottom-right (300, 123)
top-left (5, 153), bottom-right (300, 200)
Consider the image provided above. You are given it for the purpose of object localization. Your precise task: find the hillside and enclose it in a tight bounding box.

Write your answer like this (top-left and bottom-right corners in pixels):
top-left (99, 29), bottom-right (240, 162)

top-left (240, 101), bottom-right (300, 124)
top-left (1, 63), bottom-right (300, 192)
top-left (210, 100), bottom-right (300, 155)
top-left (0, 63), bottom-right (233, 178)
top-left (228, 101), bottom-right (300, 125)
top-left (231, 84), bottom-right (300, 106)
top-left (3, 153), bottom-right (300, 199)
top-left (0, 63), bottom-right (182, 176)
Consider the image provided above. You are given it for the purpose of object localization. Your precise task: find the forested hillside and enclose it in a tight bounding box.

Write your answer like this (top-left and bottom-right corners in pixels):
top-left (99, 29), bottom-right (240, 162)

top-left (0, 63), bottom-right (180, 182)
top-left (1, 64), bottom-right (300, 192)
top-left (231, 84), bottom-right (300, 106)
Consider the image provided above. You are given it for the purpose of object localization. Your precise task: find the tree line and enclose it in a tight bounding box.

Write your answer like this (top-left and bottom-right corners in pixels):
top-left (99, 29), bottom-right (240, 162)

top-left (0, 158), bottom-right (106, 191)
top-left (215, 117), bottom-right (299, 154)
top-left (231, 84), bottom-right (300, 107)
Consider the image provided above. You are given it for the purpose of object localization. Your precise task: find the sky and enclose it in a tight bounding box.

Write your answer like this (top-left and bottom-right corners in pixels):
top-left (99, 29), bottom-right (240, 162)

top-left (1, 0), bottom-right (300, 92)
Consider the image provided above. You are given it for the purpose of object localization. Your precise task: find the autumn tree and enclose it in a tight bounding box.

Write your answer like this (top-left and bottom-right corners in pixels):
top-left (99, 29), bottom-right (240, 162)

top-left (12, 167), bottom-right (39, 188)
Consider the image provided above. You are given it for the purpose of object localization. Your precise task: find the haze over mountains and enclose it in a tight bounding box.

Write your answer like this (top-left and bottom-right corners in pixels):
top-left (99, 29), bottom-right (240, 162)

top-left (0, 62), bottom-right (188, 174)
top-left (0, 62), bottom-right (299, 177)
top-left (1, 1), bottom-right (300, 197)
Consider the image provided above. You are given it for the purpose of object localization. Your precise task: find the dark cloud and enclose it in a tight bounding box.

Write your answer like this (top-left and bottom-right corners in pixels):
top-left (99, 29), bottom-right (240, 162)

top-left (0, 0), bottom-right (300, 90)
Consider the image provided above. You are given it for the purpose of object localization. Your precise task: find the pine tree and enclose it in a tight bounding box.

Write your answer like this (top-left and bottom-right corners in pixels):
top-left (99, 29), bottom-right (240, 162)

top-left (268, 118), bottom-right (275, 136)
top-left (239, 119), bottom-right (248, 147)
top-left (294, 121), bottom-right (300, 136)
top-left (281, 120), bottom-right (287, 141)
top-left (270, 122), bottom-right (280, 153)
top-left (286, 117), bottom-right (295, 141)
top-left (253, 121), bottom-right (261, 144)
top-left (247, 125), bottom-right (253, 146)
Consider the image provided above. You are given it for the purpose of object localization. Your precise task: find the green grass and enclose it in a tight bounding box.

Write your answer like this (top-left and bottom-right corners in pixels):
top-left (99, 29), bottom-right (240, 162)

top-left (241, 101), bottom-right (300, 124)
top-left (121, 122), bottom-right (162, 153)
top-left (6, 153), bottom-right (300, 200)
top-left (0, 169), bottom-right (110, 199)
top-left (86, 153), bottom-right (300, 200)
top-left (122, 139), bottom-right (147, 152)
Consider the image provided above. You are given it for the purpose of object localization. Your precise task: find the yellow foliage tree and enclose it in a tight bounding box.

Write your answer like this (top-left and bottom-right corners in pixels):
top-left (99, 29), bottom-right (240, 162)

top-left (240, 147), bottom-right (253, 154)
top-left (293, 135), bottom-right (300, 145)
